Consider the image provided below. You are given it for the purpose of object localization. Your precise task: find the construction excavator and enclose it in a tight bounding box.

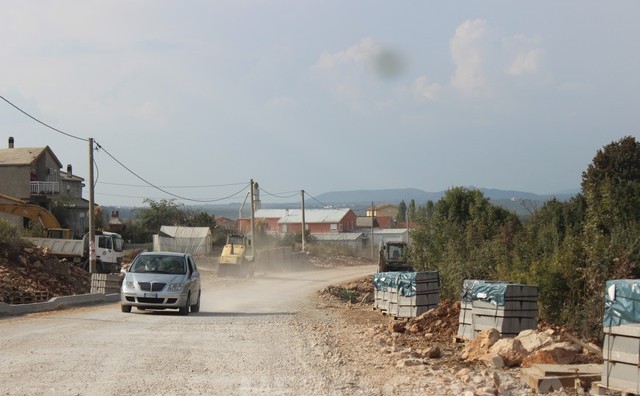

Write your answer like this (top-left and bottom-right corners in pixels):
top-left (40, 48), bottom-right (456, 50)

top-left (0, 192), bottom-right (70, 238)
top-left (0, 192), bottom-right (123, 273)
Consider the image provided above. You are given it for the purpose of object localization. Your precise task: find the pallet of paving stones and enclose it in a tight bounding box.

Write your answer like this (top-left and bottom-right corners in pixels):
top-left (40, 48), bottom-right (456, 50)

top-left (601, 324), bottom-right (640, 393)
top-left (457, 280), bottom-right (539, 340)
top-left (373, 271), bottom-right (440, 318)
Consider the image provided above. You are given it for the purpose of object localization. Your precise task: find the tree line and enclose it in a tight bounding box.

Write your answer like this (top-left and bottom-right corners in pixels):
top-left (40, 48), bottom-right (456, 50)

top-left (407, 136), bottom-right (640, 340)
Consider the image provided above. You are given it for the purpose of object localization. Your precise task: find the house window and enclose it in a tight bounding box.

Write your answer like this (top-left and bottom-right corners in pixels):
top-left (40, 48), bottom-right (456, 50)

top-left (330, 224), bottom-right (337, 231)
top-left (339, 224), bottom-right (344, 231)
top-left (282, 224), bottom-right (288, 233)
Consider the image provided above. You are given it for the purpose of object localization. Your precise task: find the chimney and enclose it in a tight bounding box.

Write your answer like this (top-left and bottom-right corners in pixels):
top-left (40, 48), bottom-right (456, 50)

top-left (8, 137), bottom-right (14, 149)
top-left (66, 164), bottom-right (73, 177)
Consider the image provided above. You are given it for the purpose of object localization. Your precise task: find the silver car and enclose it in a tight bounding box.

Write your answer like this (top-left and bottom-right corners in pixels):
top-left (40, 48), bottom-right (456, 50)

top-left (121, 251), bottom-right (201, 315)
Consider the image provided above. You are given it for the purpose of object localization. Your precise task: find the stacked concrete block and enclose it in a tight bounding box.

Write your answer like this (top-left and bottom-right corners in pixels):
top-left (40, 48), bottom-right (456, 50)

top-left (373, 271), bottom-right (440, 318)
top-left (599, 279), bottom-right (640, 393)
top-left (372, 272), bottom-right (400, 313)
top-left (90, 273), bottom-right (122, 294)
top-left (457, 280), bottom-right (538, 340)
top-left (602, 324), bottom-right (640, 392)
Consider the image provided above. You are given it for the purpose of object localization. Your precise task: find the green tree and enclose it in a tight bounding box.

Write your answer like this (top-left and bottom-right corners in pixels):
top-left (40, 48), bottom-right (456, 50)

top-left (136, 199), bottom-right (186, 241)
top-left (408, 199), bottom-right (416, 220)
top-left (396, 200), bottom-right (407, 222)
top-left (411, 187), bottom-right (520, 299)
top-left (580, 136), bottom-right (640, 336)
top-left (184, 209), bottom-right (216, 228)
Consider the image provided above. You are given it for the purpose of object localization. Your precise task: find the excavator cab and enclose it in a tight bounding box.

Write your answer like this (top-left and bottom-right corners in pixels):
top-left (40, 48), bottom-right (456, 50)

top-left (378, 241), bottom-right (413, 273)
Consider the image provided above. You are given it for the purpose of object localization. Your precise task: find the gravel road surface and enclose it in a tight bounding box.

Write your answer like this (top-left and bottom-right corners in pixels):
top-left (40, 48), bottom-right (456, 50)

top-left (0, 262), bottom-right (379, 395)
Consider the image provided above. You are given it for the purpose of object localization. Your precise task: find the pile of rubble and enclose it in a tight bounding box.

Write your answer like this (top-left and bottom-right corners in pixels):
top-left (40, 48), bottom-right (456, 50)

top-left (386, 300), bottom-right (462, 343)
top-left (460, 327), bottom-right (602, 369)
top-left (0, 243), bottom-right (90, 303)
top-left (308, 254), bottom-right (373, 268)
top-left (318, 275), bottom-right (375, 303)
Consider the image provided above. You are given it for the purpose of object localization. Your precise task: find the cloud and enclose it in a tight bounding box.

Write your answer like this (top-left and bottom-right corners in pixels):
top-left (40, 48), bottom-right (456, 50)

top-left (450, 19), bottom-right (488, 95)
top-left (412, 76), bottom-right (440, 101)
top-left (314, 37), bottom-right (380, 70)
top-left (507, 48), bottom-right (542, 76)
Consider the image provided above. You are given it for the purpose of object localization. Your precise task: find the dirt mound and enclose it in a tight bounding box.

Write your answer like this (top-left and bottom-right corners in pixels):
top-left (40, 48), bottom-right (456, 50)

top-left (318, 275), bottom-right (374, 303)
top-left (401, 300), bottom-right (461, 342)
top-left (0, 242), bottom-right (90, 303)
top-left (308, 254), bottom-right (373, 268)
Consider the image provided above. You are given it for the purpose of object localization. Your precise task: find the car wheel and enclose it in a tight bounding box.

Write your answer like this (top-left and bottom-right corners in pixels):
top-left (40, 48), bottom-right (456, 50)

top-left (191, 290), bottom-right (201, 313)
top-left (121, 305), bottom-right (132, 313)
top-left (179, 293), bottom-right (190, 316)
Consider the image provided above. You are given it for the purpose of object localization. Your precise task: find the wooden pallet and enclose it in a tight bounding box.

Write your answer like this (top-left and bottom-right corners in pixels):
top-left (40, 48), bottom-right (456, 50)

top-left (520, 363), bottom-right (601, 394)
top-left (591, 381), bottom-right (639, 396)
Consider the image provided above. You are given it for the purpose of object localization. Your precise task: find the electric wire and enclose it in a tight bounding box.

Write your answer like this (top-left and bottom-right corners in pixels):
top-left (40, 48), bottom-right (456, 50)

top-left (258, 186), bottom-right (299, 200)
top-left (303, 191), bottom-right (331, 208)
top-left (94, 140), bottom-right (249, 203)
top-left (0, 95), bottom-right (89, 142)
top-left (97, 181), bottom-right (247, 189)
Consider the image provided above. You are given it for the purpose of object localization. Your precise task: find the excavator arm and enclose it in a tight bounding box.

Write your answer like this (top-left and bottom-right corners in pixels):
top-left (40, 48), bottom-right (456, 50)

top-left (0, 202), bottom-right (63, 230)
top-left (0, 192), bottom-right (64, 231)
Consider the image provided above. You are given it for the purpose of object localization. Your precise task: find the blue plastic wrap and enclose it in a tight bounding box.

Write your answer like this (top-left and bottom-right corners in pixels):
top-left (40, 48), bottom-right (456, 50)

top-left (603, 279), bottom-right (640, 327)
top-left (372, 271), bottom-right (439, 296)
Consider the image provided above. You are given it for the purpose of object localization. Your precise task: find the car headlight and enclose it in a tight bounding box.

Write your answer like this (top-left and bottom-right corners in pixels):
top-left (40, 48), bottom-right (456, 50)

top-left (167, 283), bottom-right (185, 292)
top-left (124, 281), bottom-right (137, 290)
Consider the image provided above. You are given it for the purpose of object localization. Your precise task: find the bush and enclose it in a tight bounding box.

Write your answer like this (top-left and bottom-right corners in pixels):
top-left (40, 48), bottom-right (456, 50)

top-left (0, 219), bottom-right (21, 246)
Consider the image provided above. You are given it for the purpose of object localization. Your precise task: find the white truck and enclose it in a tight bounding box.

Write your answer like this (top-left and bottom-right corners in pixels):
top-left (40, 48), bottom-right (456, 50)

top-left (27, 230), bottom-right (124, 273)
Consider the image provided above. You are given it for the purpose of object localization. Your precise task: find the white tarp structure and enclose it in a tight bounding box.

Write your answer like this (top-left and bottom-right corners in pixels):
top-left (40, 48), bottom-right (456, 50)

top-left (153, 226), bottom-right (212, 255)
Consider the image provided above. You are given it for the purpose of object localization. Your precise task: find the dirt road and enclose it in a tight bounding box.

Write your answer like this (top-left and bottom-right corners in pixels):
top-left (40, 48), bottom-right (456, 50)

top-left (0, 262), bottom-right (380, 395)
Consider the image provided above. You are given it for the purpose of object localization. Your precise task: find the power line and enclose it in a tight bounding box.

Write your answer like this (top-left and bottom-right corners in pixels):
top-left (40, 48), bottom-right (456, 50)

top-left (303, 191), bottom-right (331, 208)
top-left (0, 95), bottom-right (89, 142)
top-left (97, 181), bottom-right (247, 189)
top-left (258, 186), bottom-right (299, 199)
top-left (94, 140), bottom-right (249, 203)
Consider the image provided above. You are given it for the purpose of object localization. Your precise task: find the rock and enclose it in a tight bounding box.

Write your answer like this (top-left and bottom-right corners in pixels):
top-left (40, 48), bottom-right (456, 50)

top-left (424, 346), bottom-right (441, 359)
top-left (407, 323), bottom-right (421, 333)
top-left (389, 321), bottom-right (405, 333)
top-left (461, 328), bottom-right (501, 361)
top-left (521, 342), bottom-right (583, 367)
top-left (399, 349), bottom-right (421, 359)
top-left (489, 354), bottom-right (505, 369)
top-left (396, 358), bottom-right (424, 367)
top-left (587, 342), bottom-right (602, 355)
top-left (462, 391), bottom-right (474, 396)
top-left (487, 338), bottom-right (528, 367)
top-left (516, 329), bottom-right (554, 353)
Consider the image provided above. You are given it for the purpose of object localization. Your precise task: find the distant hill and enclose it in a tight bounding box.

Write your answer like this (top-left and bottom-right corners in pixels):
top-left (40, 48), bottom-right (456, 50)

top-left (103, 187), bottom-right (580, 220)
top-left (315, 187), bottom-right (578, 205)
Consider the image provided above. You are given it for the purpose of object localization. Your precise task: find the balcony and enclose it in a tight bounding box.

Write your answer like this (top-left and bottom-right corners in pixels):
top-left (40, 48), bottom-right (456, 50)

top-left (30, 181), bottom-right (60, 195)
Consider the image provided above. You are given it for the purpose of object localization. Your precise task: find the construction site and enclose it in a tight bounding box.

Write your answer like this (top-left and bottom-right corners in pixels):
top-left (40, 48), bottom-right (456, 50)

top-left (0, 240), bottom-right (624, 395)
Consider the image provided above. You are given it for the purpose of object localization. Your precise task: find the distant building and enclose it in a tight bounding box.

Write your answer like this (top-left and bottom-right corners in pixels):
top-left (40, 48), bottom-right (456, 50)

top-left (237, 208), bottom-right (358, 236)
top-left (0, 137), bottom-right (89, 236)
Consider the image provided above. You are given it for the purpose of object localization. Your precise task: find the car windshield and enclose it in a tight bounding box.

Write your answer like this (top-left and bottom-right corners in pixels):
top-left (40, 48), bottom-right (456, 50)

top-left (130, 255), bottom-right (186, 274)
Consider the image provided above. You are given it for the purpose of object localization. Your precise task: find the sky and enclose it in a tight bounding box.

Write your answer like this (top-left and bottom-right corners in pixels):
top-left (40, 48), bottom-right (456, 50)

top-left (1, 1), bottom-right (639, 207)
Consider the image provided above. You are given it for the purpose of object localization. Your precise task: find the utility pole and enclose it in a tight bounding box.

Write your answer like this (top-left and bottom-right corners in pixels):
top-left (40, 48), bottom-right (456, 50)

top-left (88, 138), bottom-right (96, 274)
top-left (250, 179), bottom-right (256, 260)
top-left (370, 201), bottom-right (375, 260)
top-left (301, 190), bottom-right (306, 252)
